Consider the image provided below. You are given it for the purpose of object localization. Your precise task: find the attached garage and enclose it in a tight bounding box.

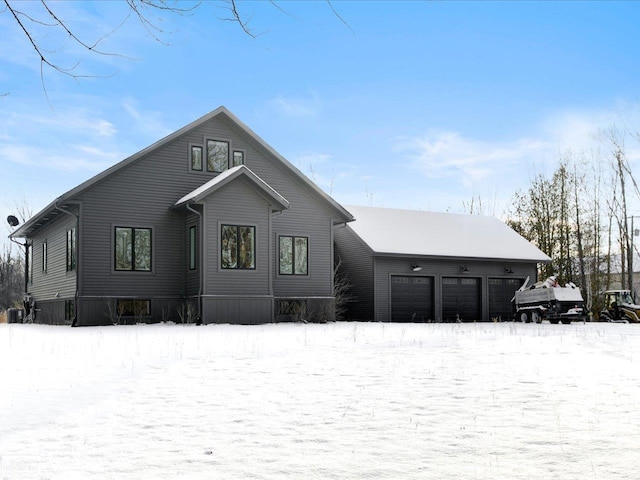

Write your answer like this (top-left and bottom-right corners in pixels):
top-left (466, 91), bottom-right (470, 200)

top-left (442, 277), bottom-right (481, 322)
top-left (391, 275), bottom-right (434, 322)
top-left (488, 277), bottom-right (526, 321)
top-left (334, 206), bottom-right (551, 322)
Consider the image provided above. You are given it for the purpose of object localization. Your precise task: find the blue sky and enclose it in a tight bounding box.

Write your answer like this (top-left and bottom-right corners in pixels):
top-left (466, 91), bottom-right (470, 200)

top-left (2, 0), bottom-right (640, 240)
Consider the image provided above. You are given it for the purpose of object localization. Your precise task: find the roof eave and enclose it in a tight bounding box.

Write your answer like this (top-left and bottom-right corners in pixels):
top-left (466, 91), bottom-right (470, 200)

top-left (9, 197), bottom-right (76, 238)
top-left (174, 165), bottom-right (290, 212)
top-left (370, 251), bottom-right (552, 263)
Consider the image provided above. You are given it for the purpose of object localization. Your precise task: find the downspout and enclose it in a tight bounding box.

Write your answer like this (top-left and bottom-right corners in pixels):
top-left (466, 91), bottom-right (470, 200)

top-left (271, 209), bottom-right (284, 322)
top-left (55, 202), bottom-right (79, 326)
top-left (8, 236), bottom-right (28, 295)
top-left (186, 203), bottom-right (203, 323)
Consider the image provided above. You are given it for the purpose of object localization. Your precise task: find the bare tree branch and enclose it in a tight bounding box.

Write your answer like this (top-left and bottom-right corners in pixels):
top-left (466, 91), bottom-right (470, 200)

top-left (326, 0), bottom-right (354, 35)
top-left (219, 0), bottom-right (257, 38)
top-left (2, 0), bottom-right (351, 90)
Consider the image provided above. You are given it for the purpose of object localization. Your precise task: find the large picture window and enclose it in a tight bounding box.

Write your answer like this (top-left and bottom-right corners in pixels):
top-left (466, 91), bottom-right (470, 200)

top-left (207, 139), bottom-right (229, 173)
top-left (66, 228), bottom-right (76, 272)
top-left (115, 227), bottom-right (152, 271)
top-left (221, 224), bottom-right (255, 270)
top-left (279, 236), bottom-right (308, 275)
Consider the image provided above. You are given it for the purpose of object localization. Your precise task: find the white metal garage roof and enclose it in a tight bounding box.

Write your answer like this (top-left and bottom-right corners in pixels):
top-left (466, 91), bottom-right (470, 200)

top-left (345, 205), bottom-right (551, 262)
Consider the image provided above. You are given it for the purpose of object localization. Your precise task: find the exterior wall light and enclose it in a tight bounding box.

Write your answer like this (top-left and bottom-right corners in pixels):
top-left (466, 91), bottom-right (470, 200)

top-left (411, 264), bottom-right (422, 272)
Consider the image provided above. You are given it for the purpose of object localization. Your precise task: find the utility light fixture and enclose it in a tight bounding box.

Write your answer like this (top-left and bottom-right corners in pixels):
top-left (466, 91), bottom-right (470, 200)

top-left (411, 264), bottom-right (422, 272)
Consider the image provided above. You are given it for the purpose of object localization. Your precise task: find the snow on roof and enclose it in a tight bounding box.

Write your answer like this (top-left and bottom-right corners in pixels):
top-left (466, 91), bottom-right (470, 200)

top-left (174, 165), bottom-right (289, 210)
top-left (346, 205), bottom-right (551, 262)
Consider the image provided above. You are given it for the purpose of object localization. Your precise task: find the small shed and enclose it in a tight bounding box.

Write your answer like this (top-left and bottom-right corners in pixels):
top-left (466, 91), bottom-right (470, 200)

top-left (334, 205), bottom-right (551, 322)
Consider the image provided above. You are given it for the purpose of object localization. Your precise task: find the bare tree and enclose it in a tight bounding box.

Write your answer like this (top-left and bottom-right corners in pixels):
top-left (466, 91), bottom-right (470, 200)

top-left (0, 243), bottom-right (24, 311)
top-left (2, 0), bottom-right (349, 88)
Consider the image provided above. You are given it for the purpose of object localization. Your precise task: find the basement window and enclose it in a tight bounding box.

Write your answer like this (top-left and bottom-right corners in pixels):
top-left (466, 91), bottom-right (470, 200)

top-left (116, 299), bottom-right (151, 317)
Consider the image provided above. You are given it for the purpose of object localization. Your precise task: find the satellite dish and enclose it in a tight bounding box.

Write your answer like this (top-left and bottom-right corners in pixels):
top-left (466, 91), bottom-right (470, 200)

top-left (7, 215), bottom-right (19, 227)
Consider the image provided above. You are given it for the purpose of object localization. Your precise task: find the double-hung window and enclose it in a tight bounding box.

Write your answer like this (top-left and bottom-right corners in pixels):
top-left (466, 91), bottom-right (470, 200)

top-left (279, 236), bottom-right (308, 275)
top-left (221, 224), bottom-right (255, 270)
top-left (115, 227), bottom-right (152, 271)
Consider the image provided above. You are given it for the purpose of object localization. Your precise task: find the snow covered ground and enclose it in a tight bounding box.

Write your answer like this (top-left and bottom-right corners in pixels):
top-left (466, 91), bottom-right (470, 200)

top-left (1, 321), bottom-right (639, 479)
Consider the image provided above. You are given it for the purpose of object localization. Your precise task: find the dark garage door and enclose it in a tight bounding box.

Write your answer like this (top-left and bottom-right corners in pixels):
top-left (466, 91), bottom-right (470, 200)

top-left (488, 278), bottom-right (526, 321)
top-left (442, 277), bottom-right (481, 322)
top-left (391, 276), bottom-right (434, 322)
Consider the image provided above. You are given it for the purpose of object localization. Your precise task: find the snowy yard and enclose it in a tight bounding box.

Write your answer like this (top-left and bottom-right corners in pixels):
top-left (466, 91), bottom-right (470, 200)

top-left (1, 321), bottom-right (639, 479)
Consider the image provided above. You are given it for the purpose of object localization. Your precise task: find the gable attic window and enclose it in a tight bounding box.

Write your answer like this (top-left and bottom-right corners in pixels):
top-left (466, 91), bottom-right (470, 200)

top-left (207, 139), bottom-right (229, 173)
top-left (232, 150), bottom-right (244, 167)
top-left (115, 227), bottom-right (152, 271)
top-left (190, 145), bottom-right (203, 171)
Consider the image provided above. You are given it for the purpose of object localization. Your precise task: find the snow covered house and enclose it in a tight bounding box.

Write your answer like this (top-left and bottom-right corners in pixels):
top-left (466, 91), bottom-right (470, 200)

top-left (9, 107), bottom-right (353, 326)
top-left (9, 107), bottom-right (550, 326)
top-left (334, 206), bottom-right (551, 322)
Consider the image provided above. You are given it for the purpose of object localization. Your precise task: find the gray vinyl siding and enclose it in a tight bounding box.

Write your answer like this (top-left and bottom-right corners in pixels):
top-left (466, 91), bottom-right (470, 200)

top-left (73, 115), bottom-right (338, 299)
top-left (334, 225), bottom-right (375, 321)
top-left (215, 118), bottom-right (339, 298)
top-left (31, 299), bottom-right (70, 325)
top-left (373, 256), bottom-right (538, 322)
top-left (22, 113), bottom-right (348, 325)
top-left (186, 210), bottom-right (201, 297)
top-left (26, 210), bottom-right (77, 302)
top-left (201, 178), bottom-right (272, 296)
top-left (203, 296), bottom-right (273, 325)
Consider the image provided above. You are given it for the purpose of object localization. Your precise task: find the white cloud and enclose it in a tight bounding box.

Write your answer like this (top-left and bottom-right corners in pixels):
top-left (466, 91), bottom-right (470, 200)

top-left (8, 109), bottom-right (117, 138)
top-left (265, 94), bottom-right (319, 117)
top-left (123, 99), bottom-right (171, 138)
top-left (296, 151), bottom-right (333, 166)
top-left (0, 143), bottom-right (116, 172)
top-left (395, 130), bottom-right (551, 187)
top-left (394, 104), bottom-right (640, 193)
top-left (542, 106), bottom-right (640, 163)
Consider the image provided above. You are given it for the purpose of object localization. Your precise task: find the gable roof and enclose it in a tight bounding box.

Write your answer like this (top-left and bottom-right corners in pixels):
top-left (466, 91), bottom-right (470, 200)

top-left (174, 165), bottom-right (290, 211)
top-left (10, 106), bottom-right (352, 238)
top-left (346, 205), bottom-right (551, 262)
